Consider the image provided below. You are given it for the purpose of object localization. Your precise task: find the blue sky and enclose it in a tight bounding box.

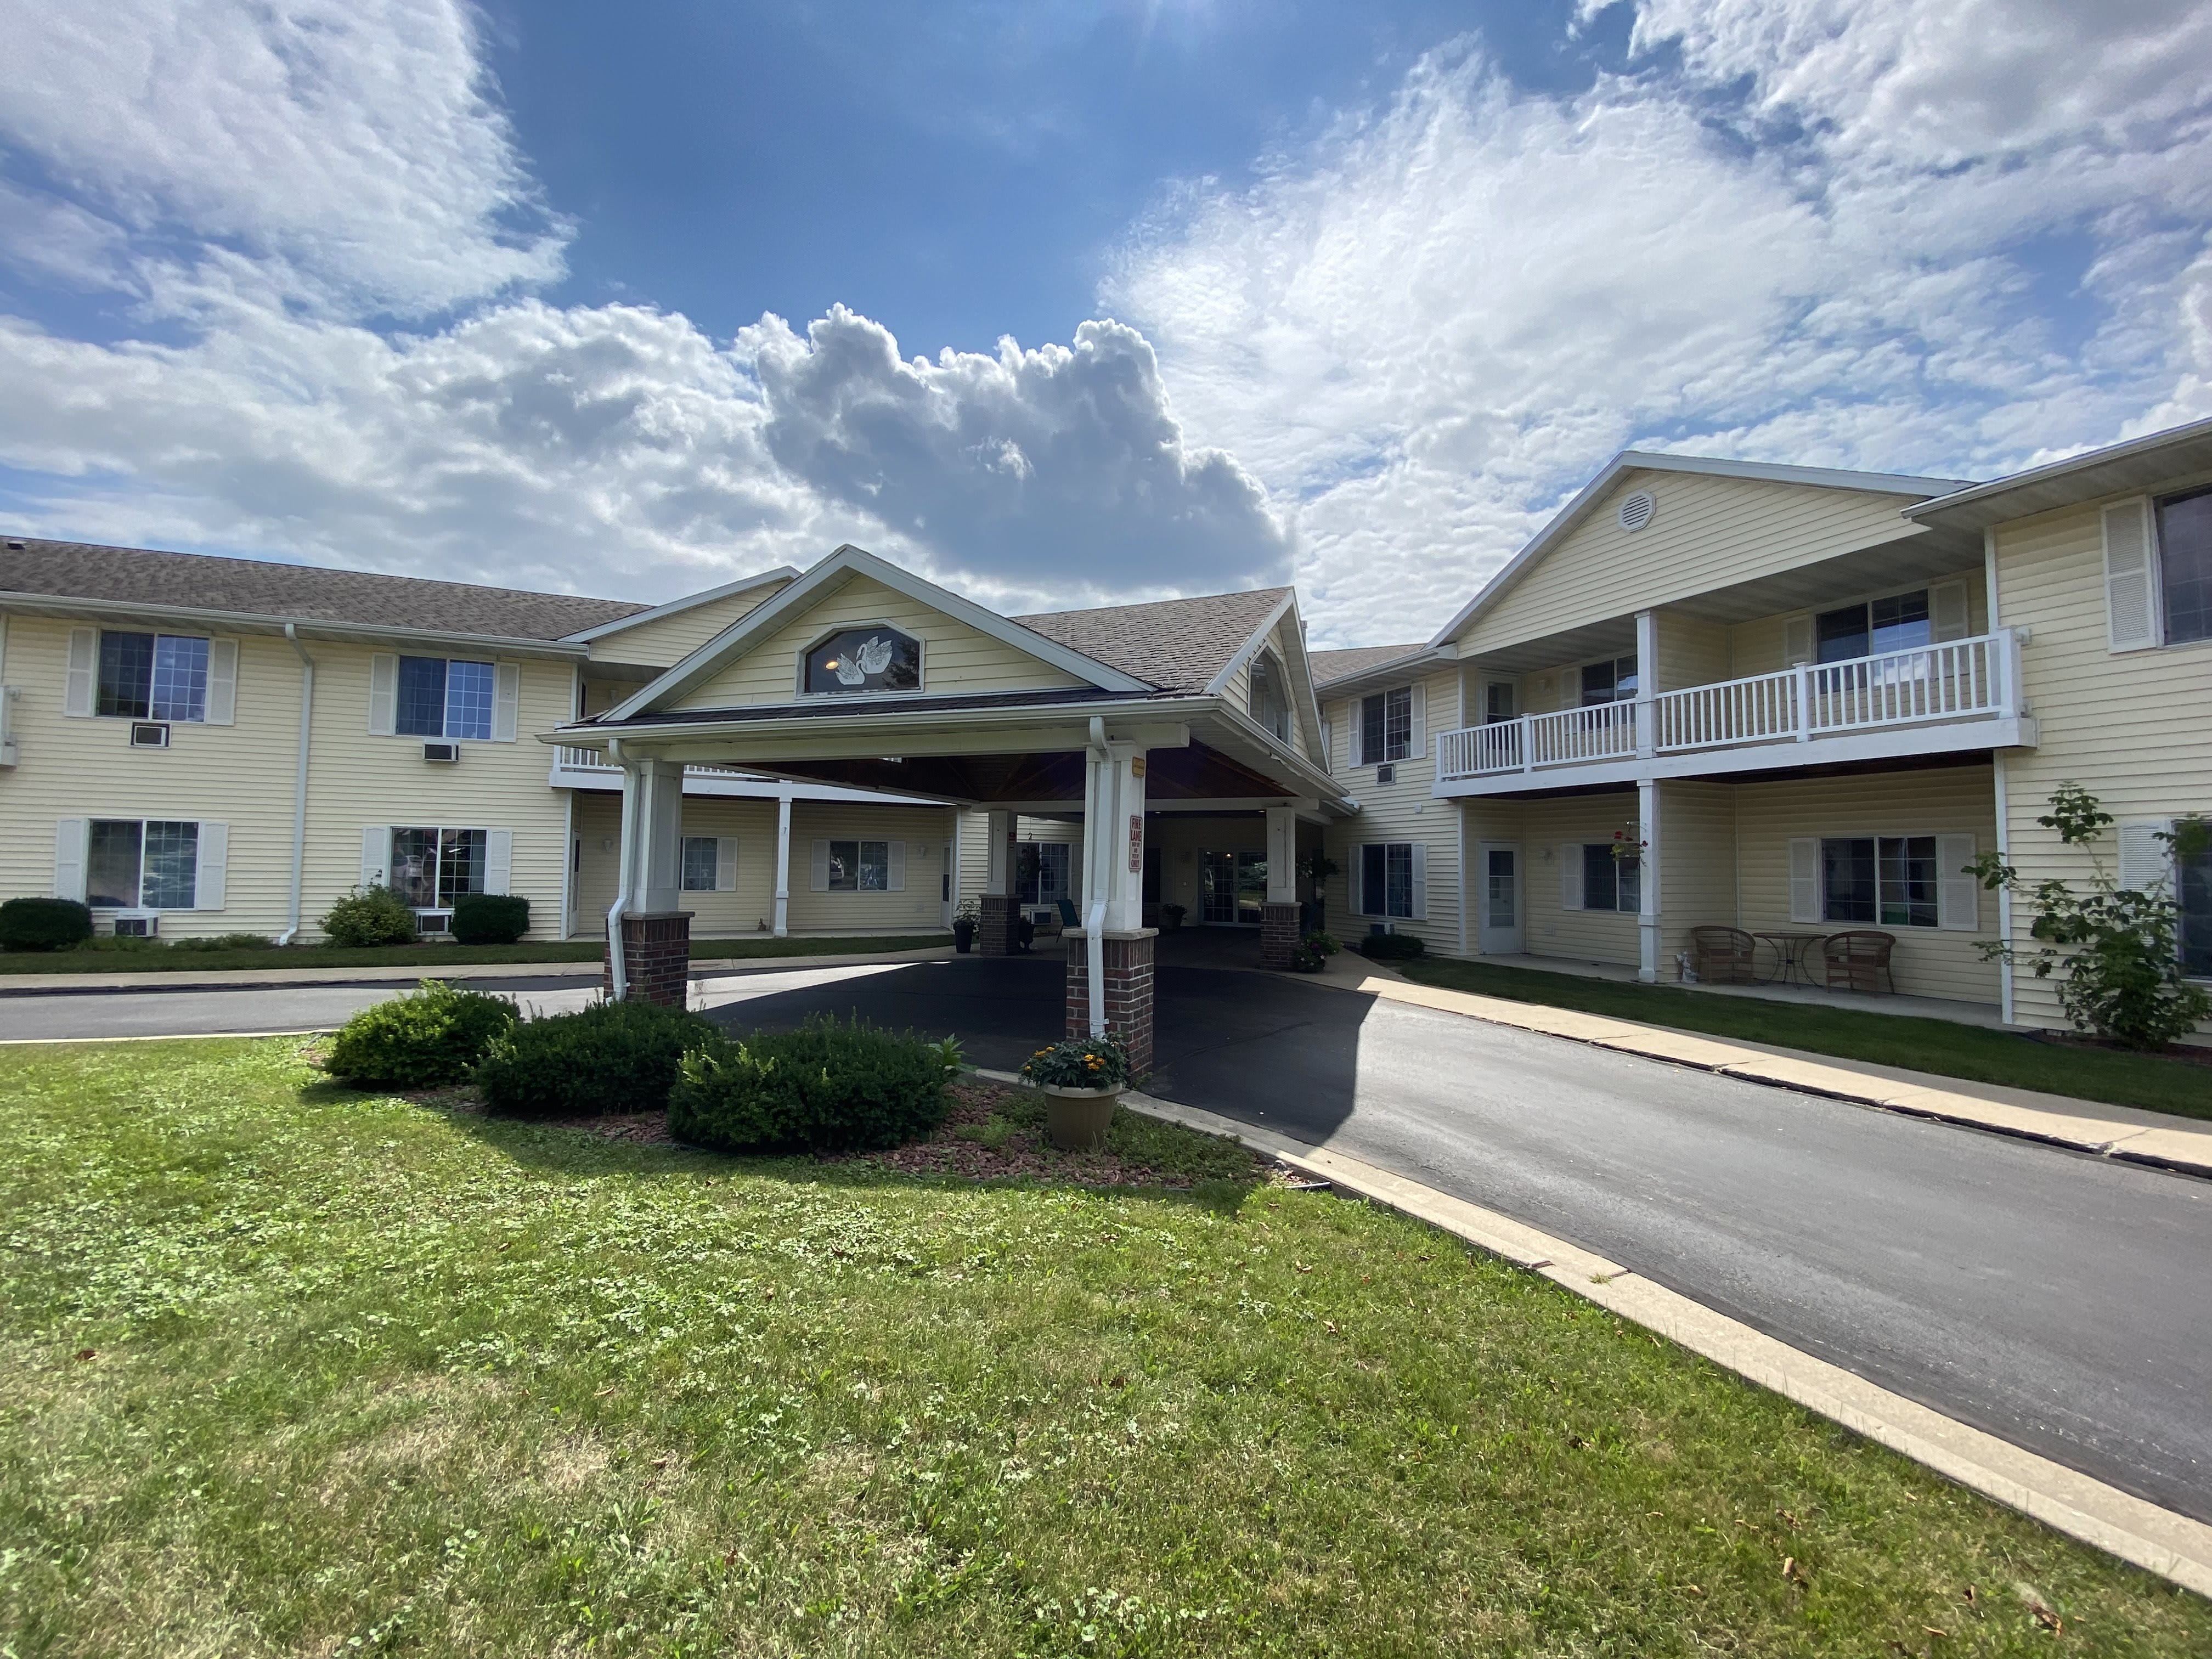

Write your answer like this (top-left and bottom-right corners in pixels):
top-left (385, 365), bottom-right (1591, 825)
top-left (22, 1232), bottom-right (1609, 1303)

top-left (1, 1), bottom-right (2208, 645)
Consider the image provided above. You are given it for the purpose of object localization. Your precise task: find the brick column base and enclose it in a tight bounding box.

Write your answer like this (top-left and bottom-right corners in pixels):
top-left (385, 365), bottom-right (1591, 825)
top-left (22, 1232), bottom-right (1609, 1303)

top-left (602, 911), bottom-right (692, 1006)
top-left (1065, 929), bottom-right (1156, 1080)
top-left (1261, 901), bottom-right (1302, 970)
top-left (978, 891), bottom-right (1017, 957)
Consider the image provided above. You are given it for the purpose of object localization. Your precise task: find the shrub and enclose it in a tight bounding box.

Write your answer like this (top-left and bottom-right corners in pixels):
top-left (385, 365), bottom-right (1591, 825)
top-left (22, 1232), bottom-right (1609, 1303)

top-left (1354, 931), bottom-right (1425, 961)
top-left (476, 998), bottom-right (716, 1119)
top-left (325, 980), bottom-right (518, 1088)
top-left (0, 898), bottom-right (93, 952)
top-left (1289, 943), bottom-right (1327, 973)
top-left (1302, 930), bottom-right (1342, 956)
top-left (670, 1017), bottom-right (962, 1154)
top-left (450, 893), bottom-right (530, 945)
top-left (170, 933), bottom-right (277, 952)
top-left (1019, 1033), bottom-right (1130, 1089)
top-left (321, 884), bottom-right (418, 947)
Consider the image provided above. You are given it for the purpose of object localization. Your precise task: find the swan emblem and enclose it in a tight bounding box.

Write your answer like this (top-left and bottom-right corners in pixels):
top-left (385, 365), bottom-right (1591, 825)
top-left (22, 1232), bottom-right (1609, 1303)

top-left (836, 635), bottom-right (895, 685)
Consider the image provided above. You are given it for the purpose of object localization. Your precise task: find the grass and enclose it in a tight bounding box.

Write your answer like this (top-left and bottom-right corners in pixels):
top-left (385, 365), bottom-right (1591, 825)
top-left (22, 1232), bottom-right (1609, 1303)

top-left (0, 933), bottom-right (952, 977)
top-left (1399, 958), bottom-right (2212, 1125)
top-left (2, 1041), bottom-right (2205, 1655)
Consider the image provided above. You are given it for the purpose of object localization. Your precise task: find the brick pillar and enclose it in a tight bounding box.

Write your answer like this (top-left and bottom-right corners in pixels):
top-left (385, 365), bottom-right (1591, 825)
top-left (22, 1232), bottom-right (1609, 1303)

top-left (602, 911), bottom-right (692, 1006)
top-left (1261, 901), bottom-right (1302, 970)
top-left (978, 891), bottom-right (1017, 957)
top-left (1065, 929), bottom-right (1156, 1080)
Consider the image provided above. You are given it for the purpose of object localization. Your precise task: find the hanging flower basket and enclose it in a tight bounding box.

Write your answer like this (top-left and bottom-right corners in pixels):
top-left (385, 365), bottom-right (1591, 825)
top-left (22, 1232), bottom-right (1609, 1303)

top-left (1020, 1035), bottom-right (1130, 1150)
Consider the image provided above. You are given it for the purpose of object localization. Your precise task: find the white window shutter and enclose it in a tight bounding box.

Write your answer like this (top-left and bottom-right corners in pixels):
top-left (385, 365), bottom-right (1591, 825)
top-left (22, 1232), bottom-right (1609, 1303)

top-left (715, 836), bottom-right (738, 891)
top-left (1410, 682), bottom-right (1426, 758)
top-left (54, 818), bottom-right (88, 901)
top-left (64, 628), bottom-right (96, 717)
top-left (810, 839), bottom-right (830, 891)
top-left (485, 829), bottom-right (512, 895)
top-left (194, 821), bottom-right (228, 911)
top-left (1410, 843), bottom-right (1428, 920)
top-left (1066, 836), bottom-right (1084, 905)
top-left (2117, 821), bottom-right (2175, 894)
top-left (368, 653), bottom-right (399, 735)
top-left (888, 840), bottom-right (906, 892)
top-left (1319, 720), bottom-right (1332, 770)
top-left (1789, 838), bottom-right (1822, 924)
top-left (361, 826), bottom-right (392, 889)
top-left (1929, 582), bottom-right (1970, 644)
top-left (205, 639), bottom-right (239, 725)
top-left (1782, 615), bottom-right (1813, 668)
top-left (492, 661), bottom-right (521, 742)
top-left (1348, 704), bottom-right (1363, 768)
top-left (1560, 843), bottom-right (1582, 911)
top-left (2102, 499), bottom-right (2158, 652)
top-left (1936, 832), bottom-right (1978, 931)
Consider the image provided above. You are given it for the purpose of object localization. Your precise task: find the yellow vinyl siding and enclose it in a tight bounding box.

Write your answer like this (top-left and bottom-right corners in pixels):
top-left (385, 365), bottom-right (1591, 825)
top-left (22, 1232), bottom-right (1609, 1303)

top-left (1654, 612), bottom-right (1731, 692)
top-left (676, 574), bottom-right (1088, 708)
top-left (1513, 792), bottom-right (1642, 966)
top-left (569, 792), bottom-right (786, 939)
top-left (784, 801), bottom-right (956, 934)
top-left (1320, 666), bottom-right (1462, 953)
top-left (1993, 497), bottom-right (2212, 1033)
top-left (1453, 471), bottom-right (1929, 657)
top-left (586, 583), bottom-right (789, 671)
top-left (1658, 781), bottom-right (1735, 968)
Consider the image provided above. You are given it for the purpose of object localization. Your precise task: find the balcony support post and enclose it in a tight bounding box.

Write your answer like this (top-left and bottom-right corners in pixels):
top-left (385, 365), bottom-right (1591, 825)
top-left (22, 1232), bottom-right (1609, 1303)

top-left (772, 789), bottom-right (793, 938)
top-left (1634, 610), bottom-right (1657, 759)
top-left (1521, 713), bottom-right (1533, 774)
top-left (1637, 776), bottom-right (1662, 985)
top-left (1795, 663), bottom-right (1813, 741)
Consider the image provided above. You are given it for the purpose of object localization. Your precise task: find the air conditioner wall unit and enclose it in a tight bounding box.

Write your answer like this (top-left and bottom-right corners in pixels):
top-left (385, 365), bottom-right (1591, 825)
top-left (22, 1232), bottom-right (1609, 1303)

top-left (414, 910), bottom-right (454, 935)
top-left (129, 721), bottom-right (171, 748)
top-left (422, 740), bottom-right (461, 763)
top-left (1375, 762), bottom-right (1396, 785)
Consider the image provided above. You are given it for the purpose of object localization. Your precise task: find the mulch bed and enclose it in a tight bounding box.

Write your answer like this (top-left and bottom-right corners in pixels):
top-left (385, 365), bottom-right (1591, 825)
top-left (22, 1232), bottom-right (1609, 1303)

top-left (2024, 1031), bottom-right (2212, 1070)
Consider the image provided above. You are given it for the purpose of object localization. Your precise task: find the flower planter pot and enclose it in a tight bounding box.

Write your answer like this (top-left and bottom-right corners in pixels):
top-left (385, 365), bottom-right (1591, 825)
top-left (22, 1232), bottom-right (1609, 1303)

top-left (952, 921), bottom-right (976, 954)
top-left (1040, 1082), bottom-right (1120, 1150)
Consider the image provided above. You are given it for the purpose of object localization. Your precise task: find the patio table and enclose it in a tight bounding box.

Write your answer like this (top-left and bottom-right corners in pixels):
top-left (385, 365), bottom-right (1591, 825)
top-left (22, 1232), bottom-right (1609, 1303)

top-left (1751, 930), bottom-right (1828, 988)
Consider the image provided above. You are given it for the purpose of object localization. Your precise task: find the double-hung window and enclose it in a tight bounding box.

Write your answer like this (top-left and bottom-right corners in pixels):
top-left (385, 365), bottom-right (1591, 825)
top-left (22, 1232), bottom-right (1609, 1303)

top-left (1016, 842), bottom-right (1071, 906)
top-left (397, 656), bottom-right (496, 740)
top-left (1579, 654), bottom-right (1638, 705)
top-left (1816, 590), bottom-right (1931, 663)
top-left (1359, 687), bottom-right (1412, 765)
top-left (97, 631), bottom-right (210, 720)
top-left (2155, 487), bottom-right (2212, 646)
top-left (1579, 843), bottom-right (1640, 913)
top-left (827, 839), bottom-right (890, 893)
top-left (1359, 842), bottom-right (1417, 918)
top-left (1821, 835), bottom-right (1938, 928)
top-left (2181, 840), bottom-right (2212, 978)
top-left (87, 820), bottom-right (200, 910)
top-left (682, 837), bottom-right (719, 893)
top-left (389, 827), bottom-right (488, 911)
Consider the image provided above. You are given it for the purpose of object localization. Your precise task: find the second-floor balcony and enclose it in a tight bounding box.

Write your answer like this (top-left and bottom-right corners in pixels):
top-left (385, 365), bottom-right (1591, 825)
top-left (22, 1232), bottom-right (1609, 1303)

top-left (1436, 630), bottom-right (2034, 792)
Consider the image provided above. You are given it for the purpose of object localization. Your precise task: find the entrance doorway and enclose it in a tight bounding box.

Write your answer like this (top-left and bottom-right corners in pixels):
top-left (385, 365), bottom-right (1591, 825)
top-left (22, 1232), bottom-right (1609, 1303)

top-left (1477, 842), bottom-right (1521, 954)
top-left (1199, 849), bottom-right (1267, 925)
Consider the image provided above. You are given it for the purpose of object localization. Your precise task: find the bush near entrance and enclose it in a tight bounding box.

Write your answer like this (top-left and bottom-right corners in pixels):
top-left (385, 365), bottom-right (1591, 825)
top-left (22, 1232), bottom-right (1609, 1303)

top-left (1355, 930), bottom-right (1425, 961)
top-left (0, 898), bottom-right (94, 952)
top-left (320, 883), bottom-right (417, 947)
top-left (669, 1017), bottom-right (962, 1153)
top-left (323, 980), bottom-right (518, 1088)
top-left (475, 998), bottom-right (714, 1119)
top-left (449, 893), bottom-right (530, 945)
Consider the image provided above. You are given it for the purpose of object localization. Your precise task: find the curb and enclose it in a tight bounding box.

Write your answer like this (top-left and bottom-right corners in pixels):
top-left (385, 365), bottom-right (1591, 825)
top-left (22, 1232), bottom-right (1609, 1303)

top-left (1106, 1085), bottom-right (2212, 1600)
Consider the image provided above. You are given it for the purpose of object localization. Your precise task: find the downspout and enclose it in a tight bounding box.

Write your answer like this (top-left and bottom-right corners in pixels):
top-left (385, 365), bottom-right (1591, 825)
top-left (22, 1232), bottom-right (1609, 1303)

top-left (1084, 716), bottom-right (1109, 1038)
top-left (606, 738), bottom-right (635, 1001)
top-left (278, 624), bottom-right (315, 945)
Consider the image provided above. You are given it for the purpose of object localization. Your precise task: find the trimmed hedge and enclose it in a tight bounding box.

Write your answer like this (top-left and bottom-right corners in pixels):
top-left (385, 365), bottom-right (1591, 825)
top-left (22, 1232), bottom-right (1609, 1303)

top-left (451, 893), bottom-right (530, 945)
top-left (0, 898), bottom-right (94, 952)
top-left (475, 998), bottom-right (715, 1119)
top-left (670, 1018), bottom-right (962, 1154)
top-left (1355, 931), bottom-right (1426, 961)
top-left (322, 884), bottom-right (417, 947)
top-left (325, 980), bottom-right (518, 1088)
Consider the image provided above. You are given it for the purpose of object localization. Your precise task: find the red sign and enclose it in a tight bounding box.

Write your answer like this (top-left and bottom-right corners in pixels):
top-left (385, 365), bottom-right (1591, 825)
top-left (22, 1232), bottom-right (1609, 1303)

top-left (1127, 814), bottom-right (1143, 874)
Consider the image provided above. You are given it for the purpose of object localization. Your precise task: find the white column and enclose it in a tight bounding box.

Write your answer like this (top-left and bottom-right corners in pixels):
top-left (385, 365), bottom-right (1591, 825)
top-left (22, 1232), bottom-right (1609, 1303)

top-left (625, 757), bottom-right (684, 916)
top-left (985, 809), bottom-right (1014, 895)
top-left (1105, 745), bottom-right (1148, 932)
top-left (1265, 805), bottom-right (1298, 904)
top-left (1634, 608), bottom-right (1657, 759)
top-left (1638, 776), bottom-right (1662, 983)
top-left (772, 790), bottom-right (793, 937)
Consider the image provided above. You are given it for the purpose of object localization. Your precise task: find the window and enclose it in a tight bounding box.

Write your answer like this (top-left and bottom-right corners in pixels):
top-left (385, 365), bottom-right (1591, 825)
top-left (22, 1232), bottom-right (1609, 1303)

top-left (1360, 687), bottom-right (1412, 764)
top-left (1579, 654), bottom-right (1638, 705)
top-left (1821, 835), bottom-right (1938, 928)
top-left (2158, 485), bottom-right (2212, 646)
top-left (87, 819), bottom-right (199, 909)
top-left (1016, 842), bottom-right (1070, 906)
top-left (681, 836), bottom-right (720, 893)
top-left (397, 656), bottom-right (495, 740)
top-left (1359, 842), bottom-right (1414, 918)
top-left (2179, 840), bottom-right (2211, 978)
top-left (805, 627), bottom-right (921, 695)
top-left (1249, 652), bottom-right (1292, 742)
top-left (1815, 590), bottom-right (1929, 664)
top-left (97, 631), bottom-right (209, 721)
top-left (390, 827), bottom-right (487, 910)
top-left (1483, 681), bottom-right (1515, 724)
top-left (1581, 843), bottom-right (1640, 913)
top-left (826, 839), bottom-right (890, 892)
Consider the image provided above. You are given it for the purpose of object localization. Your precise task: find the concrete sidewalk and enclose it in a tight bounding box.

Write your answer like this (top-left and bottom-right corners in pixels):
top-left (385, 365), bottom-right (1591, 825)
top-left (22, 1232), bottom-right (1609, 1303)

top-left (1315, 952), bottom-right (2212, 1180)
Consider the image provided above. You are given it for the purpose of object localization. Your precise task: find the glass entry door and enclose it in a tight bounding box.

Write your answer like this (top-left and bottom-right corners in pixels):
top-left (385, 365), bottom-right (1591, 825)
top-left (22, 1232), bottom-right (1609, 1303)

top-left (1477, 843), bottom-right (1521, 955)
top-left (1200, 850), bottom-right (1268, 925)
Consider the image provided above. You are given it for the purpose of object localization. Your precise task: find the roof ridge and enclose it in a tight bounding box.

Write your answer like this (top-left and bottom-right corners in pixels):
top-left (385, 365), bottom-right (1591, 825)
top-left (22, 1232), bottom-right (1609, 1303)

top-left (1011, 585), bottom-right (1291, 624)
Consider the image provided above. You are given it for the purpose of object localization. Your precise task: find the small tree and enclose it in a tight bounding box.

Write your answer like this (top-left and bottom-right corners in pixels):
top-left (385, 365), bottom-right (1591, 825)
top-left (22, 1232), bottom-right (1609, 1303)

top-left (1967, 783), bottom-right (2211, 1050)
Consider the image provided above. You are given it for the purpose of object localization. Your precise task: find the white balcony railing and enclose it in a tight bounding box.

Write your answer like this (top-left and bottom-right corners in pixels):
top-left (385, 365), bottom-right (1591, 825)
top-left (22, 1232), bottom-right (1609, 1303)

top-left (552, 747), bottom-right (753, 780)
top-left (1438, 630), bottom-right (2018, 783)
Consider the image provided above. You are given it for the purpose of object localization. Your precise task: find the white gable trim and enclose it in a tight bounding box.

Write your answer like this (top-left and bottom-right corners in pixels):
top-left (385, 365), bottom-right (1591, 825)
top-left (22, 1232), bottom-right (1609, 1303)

top-left (1201, 591), bottom-right (1297, 696)
top-left (562, 566), bottom-right (800, 644)
top-left (1201, 590), bottom-right (1333, 764)
top-left (605, 544), bottom-right (1152, 721)
top-left (1423, 449), bottom-right (1970, 651)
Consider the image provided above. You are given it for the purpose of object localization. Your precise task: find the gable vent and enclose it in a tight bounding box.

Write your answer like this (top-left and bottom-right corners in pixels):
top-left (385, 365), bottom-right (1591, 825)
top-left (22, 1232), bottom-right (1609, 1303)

top-left (1617, 491), bottom-right (1657, 532)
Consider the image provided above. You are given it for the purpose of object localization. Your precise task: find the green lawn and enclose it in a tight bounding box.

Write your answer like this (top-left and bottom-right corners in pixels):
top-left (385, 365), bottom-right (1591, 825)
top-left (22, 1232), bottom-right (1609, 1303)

top-left (1400, 958), bottom-right (2212, 1125)
top-left (0, 934), bottom-right (951, 977)
top-left (2, 1042), bottom-right (2204, 1655)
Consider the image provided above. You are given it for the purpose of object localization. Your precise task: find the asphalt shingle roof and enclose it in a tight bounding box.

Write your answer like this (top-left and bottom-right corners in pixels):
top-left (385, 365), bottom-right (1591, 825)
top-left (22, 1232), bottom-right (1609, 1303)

top-left (0, 536), bottom-right (648, 641)
top-left (1012, 587), bottom-right (1290, 694)
top-left (1308, 642), bottom-right (1426, 687)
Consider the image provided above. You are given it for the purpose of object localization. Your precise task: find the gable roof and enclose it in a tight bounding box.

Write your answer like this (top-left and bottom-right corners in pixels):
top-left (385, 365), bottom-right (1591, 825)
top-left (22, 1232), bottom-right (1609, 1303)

top-left (1425, 450), bottom-right (1976, 649)
top-left (1308, 642), bottom-right (1426, 690)
top-left (566, 565), bottom-right (799, 643)
top-left (1011, 588), bottom-right (1295, 696)
top-left (1904, 414), bottom-right (2212, 535)
top-left (0, 535), bottom-right (647, 642)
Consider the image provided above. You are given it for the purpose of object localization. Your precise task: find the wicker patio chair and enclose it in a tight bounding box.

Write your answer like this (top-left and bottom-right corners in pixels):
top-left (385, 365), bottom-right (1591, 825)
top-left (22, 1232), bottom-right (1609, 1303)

top-left (1820, 930), bottom-right (1897, 994)
top-left (1688, 925), bottom-right (1758, 985)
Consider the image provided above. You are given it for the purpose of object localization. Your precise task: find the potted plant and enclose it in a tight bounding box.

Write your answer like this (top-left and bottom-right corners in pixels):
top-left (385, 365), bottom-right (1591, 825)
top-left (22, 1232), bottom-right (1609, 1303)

top-left (1019, 1034), bottom-right (1130, 1150)
top-left (951, 897), bottom-right (979, 953)
top-left (1159, 902), bottom-right (1187, 934)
